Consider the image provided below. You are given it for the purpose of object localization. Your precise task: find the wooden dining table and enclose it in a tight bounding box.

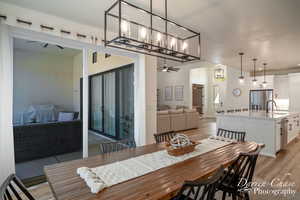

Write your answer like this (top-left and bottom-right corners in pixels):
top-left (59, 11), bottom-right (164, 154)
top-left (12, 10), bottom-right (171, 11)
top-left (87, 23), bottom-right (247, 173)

top-left (44, 137), bottom-right (259, 200)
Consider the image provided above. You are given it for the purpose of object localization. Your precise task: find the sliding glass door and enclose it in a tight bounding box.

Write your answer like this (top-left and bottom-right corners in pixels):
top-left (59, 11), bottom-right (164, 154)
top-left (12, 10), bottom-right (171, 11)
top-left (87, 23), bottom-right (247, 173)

top-left (89, 64), bottom-right (134, 140)
top-left (118, 66), bottom-right (134, 140)
top-left (90, 75), bottom-right (103, 132)
top-left (103, 71), bottom-right (116, 137)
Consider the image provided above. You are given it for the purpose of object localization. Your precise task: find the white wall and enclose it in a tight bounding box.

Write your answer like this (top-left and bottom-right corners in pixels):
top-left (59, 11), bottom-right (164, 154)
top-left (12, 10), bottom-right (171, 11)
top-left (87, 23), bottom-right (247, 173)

top-left (88, 52), bottom-right (134, 75)
top-left (220, 66), bottom-right (251, 111)
top-left (13, 49), bottom-right (76, 123)
top-left (157, 68), bottom-right (189, 108)
top-left (72, 51), bottom-right (134, 112)
top-left (157, 62), bottom-right (251, 117)
top-left (157, 61), bottom-right (214, 111)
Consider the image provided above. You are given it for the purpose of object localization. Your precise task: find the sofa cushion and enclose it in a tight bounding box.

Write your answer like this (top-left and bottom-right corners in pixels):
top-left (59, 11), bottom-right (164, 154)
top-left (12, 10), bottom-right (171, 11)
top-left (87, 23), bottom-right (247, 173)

top-left (184, 108), bottom-right (197, 113)
top-left (157, 110), bottom-right (169, 115)
top-left (58, 112), bottom-right (75, 122)
top-left (169, 109), bottom-right (183, 114)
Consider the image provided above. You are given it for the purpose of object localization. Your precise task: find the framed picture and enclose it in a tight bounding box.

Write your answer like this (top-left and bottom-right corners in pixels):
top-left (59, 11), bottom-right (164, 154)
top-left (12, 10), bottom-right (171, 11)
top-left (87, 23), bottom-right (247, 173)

top-left (165, 86), bottom-right (173, 101)
top-left (174, 85), bottom-right (184, 101)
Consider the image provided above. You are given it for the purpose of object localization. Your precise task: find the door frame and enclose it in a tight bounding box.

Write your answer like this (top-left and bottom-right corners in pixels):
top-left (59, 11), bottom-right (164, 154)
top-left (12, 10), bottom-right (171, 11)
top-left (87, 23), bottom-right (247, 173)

top-left (6, 25), bottom-right (140, 161)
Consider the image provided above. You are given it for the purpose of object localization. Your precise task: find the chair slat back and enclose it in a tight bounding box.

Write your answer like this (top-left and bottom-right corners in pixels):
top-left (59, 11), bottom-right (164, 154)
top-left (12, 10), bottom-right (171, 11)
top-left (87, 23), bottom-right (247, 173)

top-left (154, 131), bottom-right (176, 144)
top-left (217, 128), bottom-right (246, 142)
top-left (0, 174), bottom-right (35, 200)
top-left (221, 146), bottom-right (262, 189)
top-left (174, 167), bottom-right (224, 200)
top-left (99, 139), bottom-right (136, 154)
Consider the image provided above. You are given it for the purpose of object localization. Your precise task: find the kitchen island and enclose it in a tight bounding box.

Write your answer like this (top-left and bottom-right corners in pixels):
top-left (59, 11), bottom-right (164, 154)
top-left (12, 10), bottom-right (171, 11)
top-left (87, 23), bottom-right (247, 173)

top-left (216, 111), bottom-right (300, 157)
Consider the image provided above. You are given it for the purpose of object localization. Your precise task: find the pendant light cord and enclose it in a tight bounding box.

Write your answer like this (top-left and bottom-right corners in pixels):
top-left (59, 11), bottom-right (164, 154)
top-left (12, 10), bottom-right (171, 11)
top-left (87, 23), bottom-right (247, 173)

top-left (239, 52), bottom-right (244, 77)
top-left (253, 58), bottom-right (257, 80)
top-left (263, 63), bottom-right (267, 82)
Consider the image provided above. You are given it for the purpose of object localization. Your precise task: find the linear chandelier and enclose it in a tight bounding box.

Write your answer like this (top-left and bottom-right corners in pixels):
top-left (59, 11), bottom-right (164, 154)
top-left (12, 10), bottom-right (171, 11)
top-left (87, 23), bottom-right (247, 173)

top-left (104, 0), bottom-right (201, 62)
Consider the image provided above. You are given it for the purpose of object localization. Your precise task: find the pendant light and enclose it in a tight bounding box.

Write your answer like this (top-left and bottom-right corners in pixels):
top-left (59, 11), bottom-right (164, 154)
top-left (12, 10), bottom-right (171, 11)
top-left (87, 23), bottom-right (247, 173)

top-left (262, 63), bottom-right (267, 88)
top-left (238, 52), bottom-right (245, 83)
top-left (104, 0), bottom-right (201, 63)
top-left (252, 58), bottom-right (257, 86)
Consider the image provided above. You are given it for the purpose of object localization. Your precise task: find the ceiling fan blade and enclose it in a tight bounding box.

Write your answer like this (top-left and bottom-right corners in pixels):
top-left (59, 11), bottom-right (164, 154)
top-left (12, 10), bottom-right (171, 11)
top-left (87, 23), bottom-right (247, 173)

top-left (56, 45), bottom-right (64, 49)
top-left (43, 43), bottom-right (49, 48)
top-left (168, 67), bottom-right (180, 72)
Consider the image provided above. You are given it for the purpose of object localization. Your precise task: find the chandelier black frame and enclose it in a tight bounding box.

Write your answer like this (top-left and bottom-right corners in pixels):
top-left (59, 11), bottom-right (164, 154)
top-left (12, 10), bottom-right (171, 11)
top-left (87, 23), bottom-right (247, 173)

top-left (104, 0), bottom-right (201, 62)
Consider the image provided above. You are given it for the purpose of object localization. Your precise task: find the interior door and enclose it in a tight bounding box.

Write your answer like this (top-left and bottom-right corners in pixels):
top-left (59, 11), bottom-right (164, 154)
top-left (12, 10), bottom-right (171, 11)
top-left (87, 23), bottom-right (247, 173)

top-left (192, 84), bottom-right (204, 114)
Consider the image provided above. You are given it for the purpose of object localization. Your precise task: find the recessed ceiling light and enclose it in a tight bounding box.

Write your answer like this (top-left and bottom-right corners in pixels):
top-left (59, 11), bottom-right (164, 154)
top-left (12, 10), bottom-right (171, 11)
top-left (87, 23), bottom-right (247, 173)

top-left (298, 64), bottom-right (300, 66)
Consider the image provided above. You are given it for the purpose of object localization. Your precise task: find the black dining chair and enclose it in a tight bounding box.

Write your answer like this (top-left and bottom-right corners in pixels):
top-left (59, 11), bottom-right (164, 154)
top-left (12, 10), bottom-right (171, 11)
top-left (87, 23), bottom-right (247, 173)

top-left (99, 139), bottom-right (136, 154)
top-left (217, 128), bottom-right (246, 142)
top-left (154, 131), bottom-right (176, 144)
top-left (0, 174), bottom-right (36, 200)
top-left (172, 167), bottom-right (224, 200)
top-left (217, 146), bottom-right (263, 200)
top-left (118, 139), bottom-right (136, 148)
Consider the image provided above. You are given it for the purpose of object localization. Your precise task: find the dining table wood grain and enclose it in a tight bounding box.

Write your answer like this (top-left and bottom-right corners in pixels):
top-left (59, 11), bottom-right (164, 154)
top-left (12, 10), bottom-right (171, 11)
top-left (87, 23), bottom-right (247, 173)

top-left (44, 138), bottom-right (259, 200)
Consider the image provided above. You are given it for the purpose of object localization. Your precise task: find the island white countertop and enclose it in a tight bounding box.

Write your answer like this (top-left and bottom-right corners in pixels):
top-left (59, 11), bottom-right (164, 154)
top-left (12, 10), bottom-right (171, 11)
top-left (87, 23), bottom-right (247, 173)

top-left (216, 111), bottom-right (297, 120)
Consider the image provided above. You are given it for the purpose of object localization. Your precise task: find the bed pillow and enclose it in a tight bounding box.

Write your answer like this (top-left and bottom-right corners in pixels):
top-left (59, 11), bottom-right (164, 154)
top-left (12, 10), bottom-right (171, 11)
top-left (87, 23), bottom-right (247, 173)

top-left (58, 112), bottom-right (75, 122)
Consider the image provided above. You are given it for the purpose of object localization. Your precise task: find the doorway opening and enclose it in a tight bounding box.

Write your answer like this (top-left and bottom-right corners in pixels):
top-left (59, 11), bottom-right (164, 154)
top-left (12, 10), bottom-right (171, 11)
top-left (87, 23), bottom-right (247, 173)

top-left (13, 38), bottom-right (83, 186)
top-left (192, 84), bottom-right (204, 115)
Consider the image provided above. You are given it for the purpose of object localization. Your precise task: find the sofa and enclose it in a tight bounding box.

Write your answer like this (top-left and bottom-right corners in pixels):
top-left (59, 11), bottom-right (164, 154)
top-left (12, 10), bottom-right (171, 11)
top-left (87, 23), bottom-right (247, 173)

top-left (13, 120), bottom-right (82, 163)
top-left (157, 109), bottom-right (200, 134)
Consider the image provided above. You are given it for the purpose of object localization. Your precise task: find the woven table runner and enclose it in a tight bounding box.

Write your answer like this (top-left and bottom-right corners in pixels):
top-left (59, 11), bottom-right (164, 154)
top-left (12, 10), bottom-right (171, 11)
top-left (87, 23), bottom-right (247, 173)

top-left (77, 137), bottom-right (235, 193)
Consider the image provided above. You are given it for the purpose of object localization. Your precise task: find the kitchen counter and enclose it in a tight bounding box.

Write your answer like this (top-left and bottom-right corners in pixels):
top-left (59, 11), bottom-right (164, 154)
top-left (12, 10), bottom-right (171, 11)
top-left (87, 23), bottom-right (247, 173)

top-left (216, 111), bottom-right (300, 157)
top-left (216, 111), bottom-right (294, 120)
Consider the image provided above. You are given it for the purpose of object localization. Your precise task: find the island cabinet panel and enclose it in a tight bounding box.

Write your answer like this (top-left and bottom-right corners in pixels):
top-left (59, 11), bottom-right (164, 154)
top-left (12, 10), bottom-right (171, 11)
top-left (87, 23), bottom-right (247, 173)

top-left (216, 115), bottom-right (276, 157)
top-left (216, 111), bottom-right (300, 158)
top-left (287, 114), bottom-right (300, 143)
top-left (275, 120), bottom-right (282, 152)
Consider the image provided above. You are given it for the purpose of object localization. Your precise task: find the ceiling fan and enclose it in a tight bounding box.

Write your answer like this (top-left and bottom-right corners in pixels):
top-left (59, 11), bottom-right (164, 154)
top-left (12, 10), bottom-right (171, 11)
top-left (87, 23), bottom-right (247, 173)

top-left (27, 41), bottom-right (64, 50)
top-left (158, 59), bottom-right (180, 72)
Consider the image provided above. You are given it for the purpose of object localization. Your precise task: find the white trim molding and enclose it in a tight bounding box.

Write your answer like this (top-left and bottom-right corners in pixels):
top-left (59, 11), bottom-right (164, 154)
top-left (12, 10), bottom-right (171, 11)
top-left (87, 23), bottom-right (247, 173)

top-left (0, 23), bottom-right (15, 184)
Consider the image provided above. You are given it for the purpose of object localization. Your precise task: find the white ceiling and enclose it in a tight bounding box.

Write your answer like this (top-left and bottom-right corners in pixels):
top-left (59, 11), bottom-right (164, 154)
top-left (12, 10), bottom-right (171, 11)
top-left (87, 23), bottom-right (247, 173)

top-left (13, 38), bottom-right (81, 57)
top-left (3, 0), bottom-right (300, 71)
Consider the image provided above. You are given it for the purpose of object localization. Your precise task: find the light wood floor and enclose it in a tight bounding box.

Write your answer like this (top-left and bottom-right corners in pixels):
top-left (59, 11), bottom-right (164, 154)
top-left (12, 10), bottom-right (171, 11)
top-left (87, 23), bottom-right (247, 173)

top-left (26, 118), bottom-right (300, 199)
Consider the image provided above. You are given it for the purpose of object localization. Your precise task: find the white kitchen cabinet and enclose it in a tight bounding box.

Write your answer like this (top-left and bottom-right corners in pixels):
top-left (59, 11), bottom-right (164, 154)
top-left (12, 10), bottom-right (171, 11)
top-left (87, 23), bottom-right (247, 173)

top-left (287, 114), bottom-right (300, 143)
top-left (289, 73), bottom-right (300, 112)
top-left (275, 120), bottom-right (281, 152)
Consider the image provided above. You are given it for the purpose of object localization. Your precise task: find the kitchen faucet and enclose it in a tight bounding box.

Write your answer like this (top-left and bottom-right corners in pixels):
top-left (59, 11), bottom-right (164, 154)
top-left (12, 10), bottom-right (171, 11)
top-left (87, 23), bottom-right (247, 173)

top-left (266, 99), bottom-right (277, 113)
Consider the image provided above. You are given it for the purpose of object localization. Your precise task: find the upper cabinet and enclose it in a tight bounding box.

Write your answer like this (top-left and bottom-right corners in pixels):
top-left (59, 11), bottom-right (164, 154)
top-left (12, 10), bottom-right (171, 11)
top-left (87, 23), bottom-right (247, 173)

top-left (289, 73), bottom-right (300, 112)
top-left (274, 75), bottom-right (289, 99)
